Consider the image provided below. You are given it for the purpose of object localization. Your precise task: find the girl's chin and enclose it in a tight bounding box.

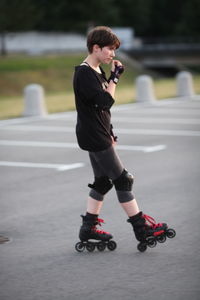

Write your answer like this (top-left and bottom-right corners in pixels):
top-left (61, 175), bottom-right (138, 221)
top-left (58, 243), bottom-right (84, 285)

top-left (103, 59), bottom-right (112, 64)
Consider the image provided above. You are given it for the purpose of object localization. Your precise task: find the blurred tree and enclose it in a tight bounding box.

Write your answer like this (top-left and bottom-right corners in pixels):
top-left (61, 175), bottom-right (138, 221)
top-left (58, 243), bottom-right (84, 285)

top-left (34, 0), bottom-right (119, 32)
top-left (175, 0), bottom-right (200, 37)
top-left (0, 0), bottom-right (199, 50)
top-left (147, 0), bottom-right (183, 38)
top-left (115, 0), bottom-right (153, 36)
top-left (0, 0), bottom-right (40, 55)
top-left (115, 0), bottom-right (200, 39)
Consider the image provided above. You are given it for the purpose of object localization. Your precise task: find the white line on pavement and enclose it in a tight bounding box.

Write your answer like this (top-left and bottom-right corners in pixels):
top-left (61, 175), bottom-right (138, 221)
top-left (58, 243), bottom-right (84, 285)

top-left (0, 140), bottom-right (166, 152)
top-left (48, 107), bottom-right (200, 117)
top-left (2, 125), bottom-right (75, 132)
top-left (112, 116), bottom-right (200, 125)
top-left (0, 161), bottom-right (85, 171)
top-left (113, 107), bottom-right (200, 115)
top-left (1, 100), bottom-right (200, 126)
top-left (116, 144), bottom-right (166, 152)
top-left (115, 128), bottom-right (200, 137)
top-left (0, 140), bottom-right (78, 148)
top-left (1, 114), bottom-right (200, 134)
top-left (1, 125), bottom-right (200, 137)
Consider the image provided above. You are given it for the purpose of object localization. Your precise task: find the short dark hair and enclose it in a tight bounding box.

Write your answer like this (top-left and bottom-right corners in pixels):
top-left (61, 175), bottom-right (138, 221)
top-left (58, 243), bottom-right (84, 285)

top-left (87, 26), bottom-right (120, 53)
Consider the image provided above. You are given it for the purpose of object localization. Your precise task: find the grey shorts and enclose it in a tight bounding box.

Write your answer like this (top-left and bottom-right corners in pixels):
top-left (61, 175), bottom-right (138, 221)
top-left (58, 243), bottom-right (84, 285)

top-left (89, 146), bottom-right (124, 180)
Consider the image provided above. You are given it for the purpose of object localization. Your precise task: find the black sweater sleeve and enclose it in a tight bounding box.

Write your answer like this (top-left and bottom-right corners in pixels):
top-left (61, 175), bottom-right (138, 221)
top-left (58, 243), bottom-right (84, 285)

top-left (75, 66), bottom-right (114, 110)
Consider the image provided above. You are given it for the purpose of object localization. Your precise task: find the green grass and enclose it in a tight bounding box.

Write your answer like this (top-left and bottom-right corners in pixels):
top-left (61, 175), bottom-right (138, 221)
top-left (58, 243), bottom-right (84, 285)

top-left (0, 53), bottom-right (86, 96)
top-left (0, 53), bottom-right (200, 119)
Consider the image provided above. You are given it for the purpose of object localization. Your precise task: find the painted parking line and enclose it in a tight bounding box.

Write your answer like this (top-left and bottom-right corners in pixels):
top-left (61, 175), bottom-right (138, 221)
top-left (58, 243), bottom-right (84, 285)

top-left (116, 144), bottom-right (166, 152)
top-left (48, 107), bottom-right (200, 117)
top-left (0, 99), bottom-right (200, 126)
top-left (0, 161), bottom-right (85, 171)
top-left (1, 114), bottom-right (200, 134)
top-left (0, 140), bottom-right (78, 148)
top-left (1, 124), bottom-right (200, 137)
top-left (1, 125), bottom-right (75, 132)
top-left (0, 140), bottom-right (166, 152)
top-left (1, 106), bottom-right (199, 127)
top-left (113, 107), bottom-right (200, 115)
top-left (115, 128), bottom-right (200, 137)
top-left (112, 116), bottom-right (200, 125)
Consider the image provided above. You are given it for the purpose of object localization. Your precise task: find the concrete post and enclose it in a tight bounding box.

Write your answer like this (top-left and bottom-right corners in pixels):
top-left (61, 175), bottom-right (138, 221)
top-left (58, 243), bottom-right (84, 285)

top-left (176, 71), bottom-right (194, 97)
top-left (136, 75), bottom-right (156, 103)
top-left (23, 84), bottom-right (47, 117)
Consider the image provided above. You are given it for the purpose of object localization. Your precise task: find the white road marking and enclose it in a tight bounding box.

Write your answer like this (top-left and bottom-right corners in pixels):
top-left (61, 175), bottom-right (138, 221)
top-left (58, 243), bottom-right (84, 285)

top-left (1, 99), bottom-right (200, 126)
top-left (0, 161), bottom-right (85, 171)
top-left (2, 125), bottom-right (75, 132)
top-left (115, 128), bottom-right (200, 137)
top-left (1, 113), bottom-right (200, 134)
top-left (113, 108), bottom-right (200, 115)
top-left (47, 106), bottom-right (200, 117)
top-left (0, 140), bottom-right (78, 148)
top-left (116, 144), bottom-right (166, 152)
top-left (112, 117), bottom-right (200, 125)
top-left (1, 125), bottom-right (200, 137)
top-left (0, 116), bottom-right (45, 126)
top-left (0, 140), bottom-right (166, 152)
top-left (112, 99), bottom-right (200, 111)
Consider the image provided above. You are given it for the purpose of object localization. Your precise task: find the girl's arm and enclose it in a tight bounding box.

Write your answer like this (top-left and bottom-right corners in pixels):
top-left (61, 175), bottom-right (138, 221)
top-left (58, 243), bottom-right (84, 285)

top-left (106, 60), bottom-right (124, 98)
top-left (106, 80), bottom-right (116, 98)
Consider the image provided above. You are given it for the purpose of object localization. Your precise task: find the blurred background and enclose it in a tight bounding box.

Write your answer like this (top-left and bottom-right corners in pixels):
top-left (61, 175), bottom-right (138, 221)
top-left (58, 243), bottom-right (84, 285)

top-left (0, 0), bottom-right (200, 119)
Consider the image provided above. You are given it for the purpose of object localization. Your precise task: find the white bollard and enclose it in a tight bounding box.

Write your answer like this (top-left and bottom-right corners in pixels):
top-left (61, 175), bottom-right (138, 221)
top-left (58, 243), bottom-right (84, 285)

top-left (23, 84), bottom-right (47, 117)
top-left (176, 71), bottom-right (194, 97)
top-left (135, 75), bottom-right (156, 103)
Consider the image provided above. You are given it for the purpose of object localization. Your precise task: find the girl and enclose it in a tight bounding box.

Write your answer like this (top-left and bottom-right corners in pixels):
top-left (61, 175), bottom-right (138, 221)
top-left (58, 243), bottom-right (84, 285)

top-left (73, 26), bottom-right (175, 252)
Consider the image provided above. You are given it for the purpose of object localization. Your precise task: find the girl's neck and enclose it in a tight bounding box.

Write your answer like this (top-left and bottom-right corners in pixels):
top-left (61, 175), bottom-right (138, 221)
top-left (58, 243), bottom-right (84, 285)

top-left (84, 55), bottom-right (101, 73)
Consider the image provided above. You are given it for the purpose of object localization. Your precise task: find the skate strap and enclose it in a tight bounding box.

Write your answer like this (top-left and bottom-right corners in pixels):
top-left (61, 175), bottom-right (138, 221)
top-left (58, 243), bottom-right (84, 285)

top-left (93, 218), bottom-right (110, 235)
top-left (143, 214), bottom-right (163, 229)
top-left (97, 218), bottom-right (105, 225)
top-left (94, 228), bottom-right (110, 235)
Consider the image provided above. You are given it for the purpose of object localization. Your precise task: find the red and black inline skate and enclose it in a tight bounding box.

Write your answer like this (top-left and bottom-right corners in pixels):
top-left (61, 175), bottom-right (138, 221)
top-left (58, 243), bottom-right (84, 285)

top-left (75, 214), bottom-right (117, 252)
top-left (127, 212), bottom-right (176, 252)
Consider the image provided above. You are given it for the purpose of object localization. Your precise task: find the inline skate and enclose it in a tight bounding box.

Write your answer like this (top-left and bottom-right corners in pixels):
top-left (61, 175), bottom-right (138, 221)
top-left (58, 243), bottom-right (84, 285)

top-left (75, 214), bottom-right (117, 252)
top-left (127, 212), bottom-right (176, 252)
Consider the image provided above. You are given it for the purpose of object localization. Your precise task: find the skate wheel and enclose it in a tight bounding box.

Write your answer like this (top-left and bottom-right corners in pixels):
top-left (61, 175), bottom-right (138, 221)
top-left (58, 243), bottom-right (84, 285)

top-left (75, 242), bottom-right (85, 252)
top-left (97, 242), bottom-right (106, 251)
top-left (166, 228), bottom-right (176, 238)
top-left (147, 237), bottom-right (157, 248)
top-left (137, 243), bottom-right (147, 252)
top-left (107, 240), bottom-right (117, 251)
top-left (86, 242), bottom-right (95, 252)
top-left (156, 234), bottom-right (166, 243)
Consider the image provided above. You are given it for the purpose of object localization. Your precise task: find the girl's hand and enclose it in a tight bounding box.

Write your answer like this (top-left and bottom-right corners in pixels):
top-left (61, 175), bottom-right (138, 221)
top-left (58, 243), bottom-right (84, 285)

top-left (111, 60), bottom-right (123, 71)
top-left (109, 60), bottom-right (124, 84)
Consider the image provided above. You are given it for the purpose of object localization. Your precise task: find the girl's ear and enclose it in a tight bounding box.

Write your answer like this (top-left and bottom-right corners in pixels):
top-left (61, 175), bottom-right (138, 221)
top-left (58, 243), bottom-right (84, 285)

top-left (93, 44), bottom-right (101, 52)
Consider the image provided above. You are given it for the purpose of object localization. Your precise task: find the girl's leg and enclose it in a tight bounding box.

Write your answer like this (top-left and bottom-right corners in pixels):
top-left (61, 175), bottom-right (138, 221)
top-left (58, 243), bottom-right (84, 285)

top-left (77, 152), bottom-right (114, 245)
top-left (90, 146), bottom-right (140, 218)
top-left (86, 188), bottom-right (140, 217)
top-left (87, 196), bottom-right (103, 215)
top-left (120, 198), bottom-right (140, 217)
top-left (86, 153), bottom-right (112, 215)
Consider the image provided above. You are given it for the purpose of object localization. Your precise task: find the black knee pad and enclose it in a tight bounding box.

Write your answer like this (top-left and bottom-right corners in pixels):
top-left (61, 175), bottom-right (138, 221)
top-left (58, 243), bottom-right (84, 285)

top-left (113, 169), bottom-right (134, 191)
top-left (88, 176), bottom-right (113, 195)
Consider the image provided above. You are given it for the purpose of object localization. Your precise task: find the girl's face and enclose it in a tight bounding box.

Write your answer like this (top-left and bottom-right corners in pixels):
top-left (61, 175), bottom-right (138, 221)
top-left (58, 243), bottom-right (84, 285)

top-left (95, 45), bottom-right (116, 64)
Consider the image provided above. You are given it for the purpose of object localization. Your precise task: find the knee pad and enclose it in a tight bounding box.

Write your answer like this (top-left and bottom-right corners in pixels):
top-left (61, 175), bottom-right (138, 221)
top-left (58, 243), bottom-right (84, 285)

top-left (113, 169), bottom-right (134, 191)
top-left (88, 176), bottom-right (113, 195)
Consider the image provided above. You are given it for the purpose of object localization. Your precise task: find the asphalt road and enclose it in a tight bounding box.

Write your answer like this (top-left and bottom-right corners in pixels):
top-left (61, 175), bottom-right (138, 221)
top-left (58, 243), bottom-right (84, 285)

top-left (0, 99), bottom-right (200, 300)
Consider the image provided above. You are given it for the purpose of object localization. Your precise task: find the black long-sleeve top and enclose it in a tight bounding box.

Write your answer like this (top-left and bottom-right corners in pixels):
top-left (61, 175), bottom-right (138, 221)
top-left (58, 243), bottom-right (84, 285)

top-left (73, 64), bottom-right (115, 152)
